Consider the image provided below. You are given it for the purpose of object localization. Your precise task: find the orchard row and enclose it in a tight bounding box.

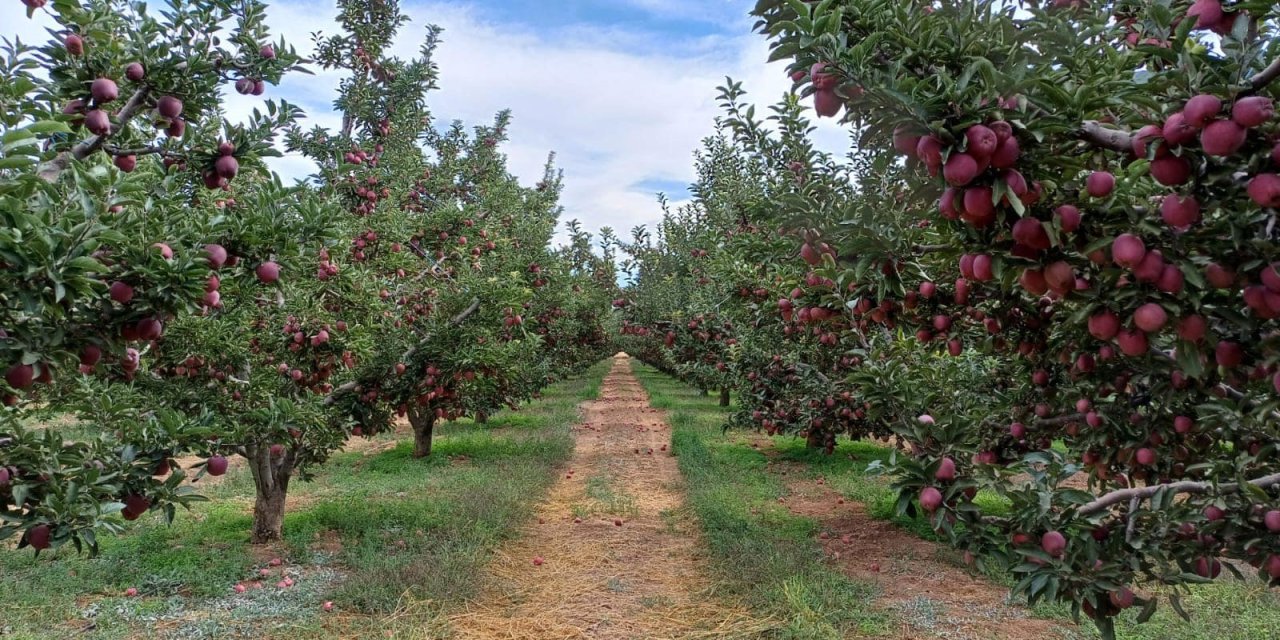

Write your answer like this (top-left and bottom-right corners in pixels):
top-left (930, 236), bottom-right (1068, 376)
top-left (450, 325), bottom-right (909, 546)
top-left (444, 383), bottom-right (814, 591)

top-left (1, 0), bottom-right (615, 551)
top-left (615, 2), bottom-right (1279, 638)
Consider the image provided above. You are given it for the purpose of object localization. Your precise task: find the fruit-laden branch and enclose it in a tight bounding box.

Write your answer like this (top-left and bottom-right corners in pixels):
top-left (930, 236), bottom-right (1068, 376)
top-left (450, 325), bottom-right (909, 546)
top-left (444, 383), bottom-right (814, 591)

top-left (1077, 471), bottom-right (1280, 516)
top-left (1032, 412), bottom-right (1084, 427)
top-left (1078, 121), bottom-right (1132, 153)
top-left (38, 86), bottom-right (152, 183)
top-left (322, 298), bottom-right (482, 406)
top-left (102, 144), bottom-right (184, 158)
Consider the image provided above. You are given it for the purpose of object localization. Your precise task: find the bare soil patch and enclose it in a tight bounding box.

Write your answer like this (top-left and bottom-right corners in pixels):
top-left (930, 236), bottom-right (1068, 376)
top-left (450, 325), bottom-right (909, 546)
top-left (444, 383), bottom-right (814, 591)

top-left (448, 354), bottom-right (767, 639)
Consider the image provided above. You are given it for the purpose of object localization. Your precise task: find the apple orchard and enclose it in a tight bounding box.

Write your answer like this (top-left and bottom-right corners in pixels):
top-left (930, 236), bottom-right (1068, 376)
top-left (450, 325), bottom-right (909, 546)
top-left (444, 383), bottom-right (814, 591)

top-left (3, 0), bottom-right (1280, 638)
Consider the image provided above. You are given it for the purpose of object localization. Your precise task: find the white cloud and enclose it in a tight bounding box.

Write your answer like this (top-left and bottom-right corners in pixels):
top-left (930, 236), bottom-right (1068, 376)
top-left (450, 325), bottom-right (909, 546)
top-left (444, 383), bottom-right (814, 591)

top-left (1, 1), bottom-right (851, 245)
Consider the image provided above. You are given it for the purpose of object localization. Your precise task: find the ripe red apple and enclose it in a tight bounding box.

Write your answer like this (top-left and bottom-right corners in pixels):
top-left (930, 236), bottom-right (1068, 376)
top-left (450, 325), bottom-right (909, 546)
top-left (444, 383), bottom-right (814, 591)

top-left (990, 136), bottom-right (1020, 168)
top-left (1232, 96), bottom-right (1274, 128)
top-left (1009, 422), bottom-right (1027, 439)
top-left (1133, 303), bottom-right (1167, 333)
top-left (107, 280), bottom-right (134, 304)
top-left (916, 136), bottom-right (944, 170)
top-left (1156, 265), bottom-right (1185, 294)
top-left (260, 44), bottom-right (276, 59)
top-left (152, 242), bottom-right (173, 259)
top-left (1111, 233), bottom-right (1145, 268)
top-left (1203, 505), bottom-right (1226, 521)
top-left (813, 88), bottom-right (841, 118)
top-left (1215, 340), bottom-right (1243, 368)
top-left (5, 364), bottom-right (34, 390)
top-left (207, 455), bottom-right (228, 476)
top-left (91, 78), bottom-right (118, 104)
top-left (125, 63), bottom-right (145, 82)
top-left (1205, 263), bottom-right (1236, 289)
top-left (214, 155), bottom-right (239, 180)
top-left (1176, 315), bottom-right (1206, 342)
top-left (1055, 205), bottom-right (1081, 232)
top-left (965, 124), bottom-right (997, 158)
top-left (614, 519), bottom-right (623, 527)
top-left (1163, 112), bottom-right (1196, 146)
top-left (1109, 587), bottom-right (1135, 609)
top-left (64, 34), bottom-right (84, 56)
top-left (1012, 217), bottom-right (1050, 251)
top-left (1085, 171), bottom-right (1115, 198)
top-left (269, 444), bottom-right (285, 457)
top-left (943, 153), bottom-right (979, 186)
top-left (1247, 174), bottom-right (1280, 208)
top-left (322, 601), bottom-right (333, 611)
top-left (1131, 124), bottom-right (1164, 157)
top-left (1187, 0), bottom-right (1224, 30)
top-left (1200, 120), bottom-right (1246, 156)
top-left (935, 457), bottom-right (956, 481)
top-left (1135, 448), bottom-right (1157, 466)
top-left (971, 254), bottom-right (994, 281)
top-left (256, 261), bottom-right (280, 283)
top-left (1088, 310), bottom-right (1121, 340)
top-left (85, 109), bottom-right (110, 136)
top-left (1150, 155), bottom-right (1191, 186)
top-left (532, 556), bottom-right (544, 566)
top-left (200, 244), bottom-right (227, 270)
top-left (112, 154), bottom-right (137, 173)
top-left (166, 118), bottom-right (185, 138)
top-left (1264, 510), bottom-right (1280, 532)
top-left (892, 126), bottom-right (921, 156)
top-left (1183, 94), bottom-right (1222, 128)
top-left (1041, 531), bottom-right (1066, 557)
top-left (919, 487), bottom-right (943, 512)
top-left (1116, 329), bottom-right (1149, 357)
top-left (156, 96), bottom-right (183, 119)
top-left (1194, 556), bottom-right (1222, 579)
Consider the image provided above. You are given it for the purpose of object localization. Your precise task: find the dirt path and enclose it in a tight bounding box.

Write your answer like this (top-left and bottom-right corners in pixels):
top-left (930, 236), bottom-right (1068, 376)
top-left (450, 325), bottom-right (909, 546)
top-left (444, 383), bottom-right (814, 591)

top-left (782, 476), bottom-right (1078, 640)
top-left (449, 354), bottom-right (766, 639)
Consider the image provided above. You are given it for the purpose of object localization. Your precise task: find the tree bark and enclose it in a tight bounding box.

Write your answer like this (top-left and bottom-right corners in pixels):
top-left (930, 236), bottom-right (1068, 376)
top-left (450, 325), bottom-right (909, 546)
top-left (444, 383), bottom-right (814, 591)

top-left (805, 430), bottom-right (824, 449)
top-left (474, 411), bottom-right (488, 425)
top-left (246, 444), bottom-right (294, 544)
top-left (409, 406), bottom-right (436, 458)
top-left (719, 388), bottom-right (730, 407)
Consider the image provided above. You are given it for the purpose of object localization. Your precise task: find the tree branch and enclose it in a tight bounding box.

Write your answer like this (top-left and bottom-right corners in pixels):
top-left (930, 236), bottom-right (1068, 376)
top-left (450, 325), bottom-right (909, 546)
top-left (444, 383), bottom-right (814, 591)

top-left (103, 144), bottom-right (183, 158)
top-left (1247, 56), bottom-right (1280, 94)
top-left (1078, 472), bottom-right (1280, 516)
top-left (1078, 121), bottom-right (1132, 154)
top-left (450, 297), bottom-right (481, 326)
top-left (38, 86), bottom-right (153, 182)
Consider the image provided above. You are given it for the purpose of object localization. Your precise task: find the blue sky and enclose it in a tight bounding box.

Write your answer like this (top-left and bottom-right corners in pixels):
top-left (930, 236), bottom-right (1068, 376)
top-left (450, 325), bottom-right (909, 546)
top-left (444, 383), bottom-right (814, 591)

top-left (1, 0), bottom-right (849, 244)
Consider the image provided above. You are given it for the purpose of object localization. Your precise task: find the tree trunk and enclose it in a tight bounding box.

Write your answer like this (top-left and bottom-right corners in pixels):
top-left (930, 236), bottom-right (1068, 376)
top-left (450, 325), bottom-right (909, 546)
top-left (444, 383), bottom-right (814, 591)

top-left (246, 445), bottom-right (294, 544)
top-left (699, 389), bottom-right (708, 396)
top-left (475, 411), bottom-right (488, 425)
top-left (409, 406), bottom-right (436, 458)
top-left (805, 430), bottom-right (824, 449)
top-left (719, 388), bottom-right (730, 407)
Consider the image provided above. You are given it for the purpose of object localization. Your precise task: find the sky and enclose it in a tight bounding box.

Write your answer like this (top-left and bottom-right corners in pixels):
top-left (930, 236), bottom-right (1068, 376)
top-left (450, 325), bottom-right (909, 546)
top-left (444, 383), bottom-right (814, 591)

top-left (1, 0), bottom-right (851, 245)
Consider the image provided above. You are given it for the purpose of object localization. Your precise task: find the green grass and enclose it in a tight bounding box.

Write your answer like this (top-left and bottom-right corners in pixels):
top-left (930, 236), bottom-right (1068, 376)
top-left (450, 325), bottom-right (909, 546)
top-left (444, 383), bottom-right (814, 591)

top-left (633, 365), bottom-right (1280, 640)
top-left (0, 359), bottom-right (611, 640)
top-left (632, 363), bottom-right (890, 639)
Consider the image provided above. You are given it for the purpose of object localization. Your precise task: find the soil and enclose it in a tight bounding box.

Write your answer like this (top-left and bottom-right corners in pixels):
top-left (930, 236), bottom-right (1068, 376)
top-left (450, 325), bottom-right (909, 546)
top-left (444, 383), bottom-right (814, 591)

top-left (781, 475), bottom-right (1079, 640)
top-left (448, 354), bottom-right (766, 639)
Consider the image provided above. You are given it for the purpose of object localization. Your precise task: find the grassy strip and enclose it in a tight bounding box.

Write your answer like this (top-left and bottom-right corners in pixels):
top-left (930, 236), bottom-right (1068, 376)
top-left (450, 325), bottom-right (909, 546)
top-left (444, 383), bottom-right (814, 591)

top-left (632, 363), bottom-right (889, 639)
top-left (640, 366), bottom-right (1280, 640)
top-left (0, 359), bottom-right (611, 640)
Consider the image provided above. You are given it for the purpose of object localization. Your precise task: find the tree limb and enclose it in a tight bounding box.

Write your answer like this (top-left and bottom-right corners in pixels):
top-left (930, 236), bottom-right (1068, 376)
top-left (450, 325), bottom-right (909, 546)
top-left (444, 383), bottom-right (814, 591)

top-left (1247, 56), bottom-right (1280, 94)
top-left (1078, 472), bottom-right (1280, 516)
top-left (450, 297), bottom-right (481, 326)
top-left (38, 86), bottom-right (152, 182)
top-left (1078, 121), bottom-right (1132, 154)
